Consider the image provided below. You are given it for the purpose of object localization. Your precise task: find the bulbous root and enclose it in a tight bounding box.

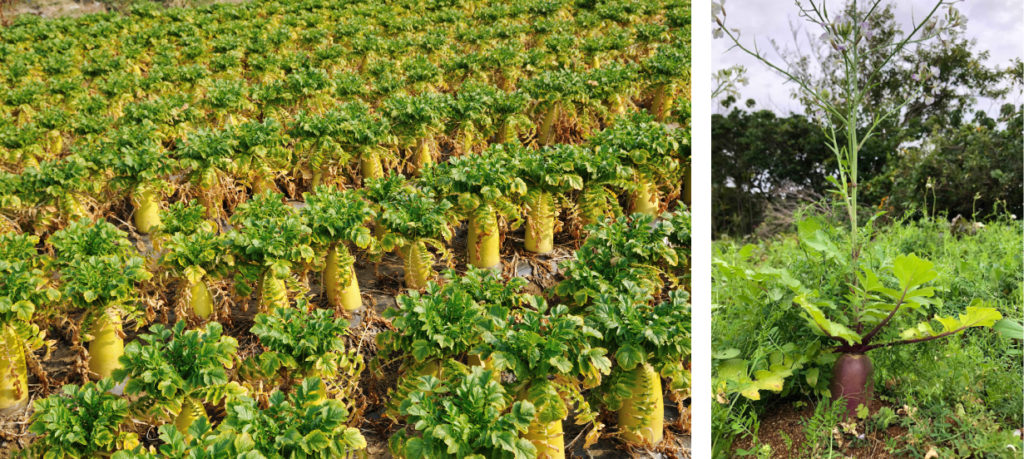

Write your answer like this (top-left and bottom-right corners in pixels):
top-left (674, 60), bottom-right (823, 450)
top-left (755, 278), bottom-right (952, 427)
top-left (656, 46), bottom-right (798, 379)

top-left (88, 311), bottom-right (124, 380)
top-left (402, 241), bottom-right (434, 290)
top-left (525, 192), bottom-right (555, 255)
top-left (189, 280), bottom-right (214, 319)
top-left (525, 418), bottom-right (565, 459)
top-left (631, 181), bottom-right (660, 216)
top-left (0, 326), bottom-right (28, 414)
top-left (325, 244), bottom-right (362, 312)
top-left (361, 151), bottom-right (385, 183)
top-left (412, 138), bottom-right (433, 174)
top-left (174, 397), bottom-right (207, 435)
top-left (260, 271), bottom-right (289, 310)
top-left (617, 363), bottom-right (664, 446)
top-left (132, 187), bottom-right (162, 235)
top-left (830, 353), bottom-right (873, 420)
top-left (468, 211), bottom-right (501, 270)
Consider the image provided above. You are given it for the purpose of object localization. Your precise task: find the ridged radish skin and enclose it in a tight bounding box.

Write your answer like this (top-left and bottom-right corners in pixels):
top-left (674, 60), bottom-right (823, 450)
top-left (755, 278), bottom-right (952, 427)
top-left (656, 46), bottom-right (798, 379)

top-left (524, 417), bottom-right (565, 459)
top-left (525, 191), bottom-right (554, 254)
top-left (413, 138), bottom-right (433, 173)
top-left (538, 102), bottom-right (560, 146)
top-left (189, 280), bottom-right (214, 319)
top-left (88, 311), bottom-right (124, 380)
top-left (132, 186), bottom-right (161, 235)
top-left (618, 363), bottom-right (664, 445)
top-left (361, 151), bottom-right (384, 182)
top-left (0, 325), bottom-right (28, 414)
top-left (324, 244), bottom-right (362, 312)
top-left (631, 181), bottom-right (660, 216)
top-left (174, 397), bottom-right (207, 434)
top-left (260, 271), bottom-right (288, 310)
top-left (468, 208), bottom-right (501, 270)
top-left (402, 240), bottom-right (433, 290)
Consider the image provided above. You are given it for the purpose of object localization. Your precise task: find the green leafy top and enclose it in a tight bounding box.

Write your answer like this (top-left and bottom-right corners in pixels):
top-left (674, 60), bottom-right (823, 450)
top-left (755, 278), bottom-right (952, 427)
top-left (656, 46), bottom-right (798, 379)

top-left (113, 321), bottom-right (239, 418)
top-left (49, 218), bottom-right (135, 267)
top-left (390, 366), bottom-right (537, 459)
top-left (301, 186), bottom-right (376, 250)
top-left (17, 155), bottom-right (95, 207)
top-left (94, 122), bottom-right (174, 192)
top-left (483, 295), bottom-right (610, 386)
top-left (379, 268), bottom-right (516, 364)
top-left (586, 283), bottom-right (690, 373)
top-left (174, 128), bottom-right (237, 188)
top-left (556, 213), bottom-right (678, 305)
top-left (157, 200), bottom-right (210, 236)
top-left (216, 378), bottom-right (366, 458)
top-left (0, 233), bottom-right (58, 330)
top-left (27, 379), bottom-right (135, 459)
top-left (641, 44), bottom-right (690, 85)
top-left (588, 112), bottom-right (684, 181)
top-left (59, 253), bottom-right (151, 318)
top-left (419, 146), bottom-right (526, 221)
top-left (505, 144), bottom-right (583, 194)
top-left (375, 177), bottom-right (455, 246)
top-left (226, 191), bottom-right (314, 275)
top-left (250, 305), bottom-right (351, 379)
top-left (382, 92), bottom-right (452, 144)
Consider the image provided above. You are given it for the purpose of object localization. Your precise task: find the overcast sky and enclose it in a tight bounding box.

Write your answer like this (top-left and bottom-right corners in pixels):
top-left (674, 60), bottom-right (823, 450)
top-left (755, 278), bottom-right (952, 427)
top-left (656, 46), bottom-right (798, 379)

top-left (712, 0), bottom-right (1024, 115)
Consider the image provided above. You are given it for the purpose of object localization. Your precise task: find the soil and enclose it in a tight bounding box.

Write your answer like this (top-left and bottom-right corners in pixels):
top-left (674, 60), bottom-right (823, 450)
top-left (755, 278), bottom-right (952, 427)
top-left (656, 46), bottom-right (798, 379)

top-left (730, 397), bottom-right (908, 459)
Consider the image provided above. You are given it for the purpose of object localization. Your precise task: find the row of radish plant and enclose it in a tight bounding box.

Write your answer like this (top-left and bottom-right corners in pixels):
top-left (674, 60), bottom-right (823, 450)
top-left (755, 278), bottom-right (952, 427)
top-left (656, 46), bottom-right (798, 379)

top-left (0, 0), bottom-right (690, 456)
top-left (3, 203), bottom-right (689, 457)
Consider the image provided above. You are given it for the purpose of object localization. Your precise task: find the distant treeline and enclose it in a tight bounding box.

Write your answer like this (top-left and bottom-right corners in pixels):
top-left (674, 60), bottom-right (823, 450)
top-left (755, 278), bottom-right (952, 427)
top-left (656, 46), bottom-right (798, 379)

top-left (713, 103), bottom-right (1023, 238)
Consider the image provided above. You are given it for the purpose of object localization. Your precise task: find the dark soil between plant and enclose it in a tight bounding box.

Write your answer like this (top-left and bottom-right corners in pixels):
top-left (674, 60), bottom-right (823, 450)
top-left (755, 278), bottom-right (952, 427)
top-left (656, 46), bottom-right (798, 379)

top-left (731, 398), bottom-right (908, 458)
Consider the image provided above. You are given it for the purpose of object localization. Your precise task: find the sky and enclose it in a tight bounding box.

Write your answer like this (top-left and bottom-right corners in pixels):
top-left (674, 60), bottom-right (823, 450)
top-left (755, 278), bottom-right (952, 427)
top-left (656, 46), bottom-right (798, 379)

top-left (711, 0), bottom-right (1024, 115)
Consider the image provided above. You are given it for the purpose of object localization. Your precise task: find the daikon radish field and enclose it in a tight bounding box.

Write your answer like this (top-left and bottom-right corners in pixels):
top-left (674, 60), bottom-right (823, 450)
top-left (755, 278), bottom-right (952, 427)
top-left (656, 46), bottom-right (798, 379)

top-left (0, 0), bottom-right (691, 457)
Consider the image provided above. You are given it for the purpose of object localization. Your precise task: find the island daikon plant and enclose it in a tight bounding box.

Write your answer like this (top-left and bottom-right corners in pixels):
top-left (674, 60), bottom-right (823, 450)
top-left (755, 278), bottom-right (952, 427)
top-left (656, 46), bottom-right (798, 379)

top-left (301, 186), bottom-right (376, 312)
top-left (480, 296), bottom-right (612, 458)
top-left (373, 176), bottom-right (455, 290)
top-left (113, 321), bottom-right (240, 434)
top-left (226, 191), bottom-right (314, 310)
top-left (157, 200), bottom-right (228, 320)
top-left (0, 233), bottom-right (56, 414)
top-left (50, 219), bottom-right (151, 379)
top-left (505, 144), bottom-right (583, 254)
top-left (420, 147), bottom-right (526, 269)
top-left (713, 0), bottom-right (1002, 418)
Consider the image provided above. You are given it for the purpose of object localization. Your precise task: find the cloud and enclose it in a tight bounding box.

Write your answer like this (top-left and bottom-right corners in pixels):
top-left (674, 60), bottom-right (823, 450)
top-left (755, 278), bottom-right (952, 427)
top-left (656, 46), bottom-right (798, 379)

top-left (713, 0), bottom-right (1024, 114)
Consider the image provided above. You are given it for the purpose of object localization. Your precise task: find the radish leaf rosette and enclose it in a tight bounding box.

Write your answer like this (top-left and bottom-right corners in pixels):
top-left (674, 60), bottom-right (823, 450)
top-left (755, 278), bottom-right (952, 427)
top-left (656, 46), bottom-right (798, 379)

top-left (157, 201), bottom-right (227, 320)
top-left (0, 233), bottom-right (57, 414)
top-left (420, 147), bottom-right (526, 269)
top-left (301, 185), bottom-right (376, 312)
top-left (26, 379), bottom-right (138, 457)
top-left (226, 191), bottom-right (314, 310)
top-left (373, 176), bottom-right (456, 290)
top-left (389, 366), bottom-right (538, 459)
top-left (112, 321), bottom-right (240, 434)
top-left (506, 144), bottom-right (583, 254)
top-left (587, 284), bottom-right (690, 446)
